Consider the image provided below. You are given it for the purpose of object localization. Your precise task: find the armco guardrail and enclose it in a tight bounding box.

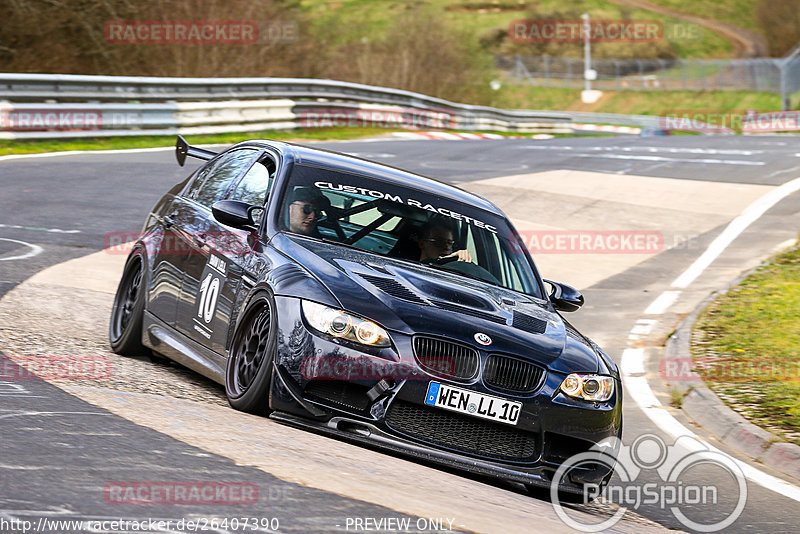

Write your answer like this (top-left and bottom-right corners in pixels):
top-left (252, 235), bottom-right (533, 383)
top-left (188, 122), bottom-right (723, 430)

top-left (0, 100), bottom-right (296, 139)
top-left (0, 73), bottom-right (732, 139)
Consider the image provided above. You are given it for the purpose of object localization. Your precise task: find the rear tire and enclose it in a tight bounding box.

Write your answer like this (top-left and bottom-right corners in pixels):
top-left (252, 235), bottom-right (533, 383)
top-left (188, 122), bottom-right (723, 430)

top-left (225, 291), bottom-right (277, 415)
top-left (109, 251), bottom-right (148, 356)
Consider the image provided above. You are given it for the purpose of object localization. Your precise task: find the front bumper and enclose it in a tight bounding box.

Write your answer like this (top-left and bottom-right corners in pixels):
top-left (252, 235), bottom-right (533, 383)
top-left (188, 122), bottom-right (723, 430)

top-left (270, 296), bottom-right (623, 492)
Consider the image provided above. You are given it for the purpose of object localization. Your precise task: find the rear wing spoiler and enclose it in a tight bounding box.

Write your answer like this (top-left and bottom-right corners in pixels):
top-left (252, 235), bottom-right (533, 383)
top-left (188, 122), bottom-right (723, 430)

top-left (175, 135), bottom-right (218, 166)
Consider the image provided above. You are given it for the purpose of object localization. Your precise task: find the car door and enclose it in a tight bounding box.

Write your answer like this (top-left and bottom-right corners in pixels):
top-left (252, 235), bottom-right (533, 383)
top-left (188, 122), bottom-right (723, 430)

top-left (178, 151), bottom-right (274, 354)
top-left (148, 157), bottom-right (224, 326)
top-left (172, 147), bottom-right (263, 345)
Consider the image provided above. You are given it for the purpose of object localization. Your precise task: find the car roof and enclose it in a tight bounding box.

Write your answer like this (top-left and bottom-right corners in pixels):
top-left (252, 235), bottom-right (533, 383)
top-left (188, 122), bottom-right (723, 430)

top-left (240, 139), bottom-right (505, 217)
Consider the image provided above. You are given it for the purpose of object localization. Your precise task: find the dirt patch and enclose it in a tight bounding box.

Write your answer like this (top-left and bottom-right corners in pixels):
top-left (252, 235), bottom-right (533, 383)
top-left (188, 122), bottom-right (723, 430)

top-left (608, 0), bottom-right (768, 58)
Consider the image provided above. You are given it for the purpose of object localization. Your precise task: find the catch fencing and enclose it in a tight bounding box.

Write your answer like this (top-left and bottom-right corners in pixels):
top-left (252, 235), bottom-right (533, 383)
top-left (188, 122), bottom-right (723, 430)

top-left (501, 53), bottom-right (800, 107)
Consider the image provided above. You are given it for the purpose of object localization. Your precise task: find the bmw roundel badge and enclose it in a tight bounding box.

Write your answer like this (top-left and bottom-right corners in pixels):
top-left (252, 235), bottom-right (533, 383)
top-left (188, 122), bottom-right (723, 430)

top-left (474, 332), bottom-right (492, 346)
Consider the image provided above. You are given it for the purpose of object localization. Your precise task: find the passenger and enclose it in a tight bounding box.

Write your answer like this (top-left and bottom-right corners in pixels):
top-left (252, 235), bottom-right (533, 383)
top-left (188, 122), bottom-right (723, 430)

top-left (417, 217), bottom-right (472, 263)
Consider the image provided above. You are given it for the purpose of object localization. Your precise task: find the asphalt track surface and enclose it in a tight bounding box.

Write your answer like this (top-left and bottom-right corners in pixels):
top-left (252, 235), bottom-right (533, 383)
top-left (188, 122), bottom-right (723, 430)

top-left (1, 135), bottom-right (800, 533)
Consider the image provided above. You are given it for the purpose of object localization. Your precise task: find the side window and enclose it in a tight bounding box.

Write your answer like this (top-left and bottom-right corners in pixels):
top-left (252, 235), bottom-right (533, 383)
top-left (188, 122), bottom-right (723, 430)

top-left (227, 158), bottom-right (274, 206)
top-left (186, 149), bottom-right (260, 208)
top-left (184, 159), bottom-right (218, 200)
top-left (227, 158), bottom-right (274, 226)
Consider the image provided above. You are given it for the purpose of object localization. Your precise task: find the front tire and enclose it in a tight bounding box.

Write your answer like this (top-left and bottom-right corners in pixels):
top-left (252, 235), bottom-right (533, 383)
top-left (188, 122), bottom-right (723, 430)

top-left (225, 291), bottom-right (277, 415)
top-left (109, 251), bottom-right (148, 356)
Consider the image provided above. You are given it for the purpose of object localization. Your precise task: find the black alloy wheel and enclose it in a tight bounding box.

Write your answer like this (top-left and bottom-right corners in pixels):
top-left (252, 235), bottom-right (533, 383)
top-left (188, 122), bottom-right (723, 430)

top-left (225, 291), bottom-right (277, 415)
top-left (109, 252), bottom-right (147, 355)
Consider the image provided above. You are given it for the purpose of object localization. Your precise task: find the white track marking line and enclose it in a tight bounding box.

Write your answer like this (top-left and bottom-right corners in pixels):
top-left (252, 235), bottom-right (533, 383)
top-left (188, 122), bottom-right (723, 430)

top-left (0, 411), bottom-right (110, 420)
top-left (0, 238), bottom-right (43, 261)
top-left (672, 176), bottom-right (800, 288)
top-left (0, 223), bottom-right (81, 234)
top-left (643, 291), bottom-right (681, 315)
top-left (621, 348), bottom-right (800, 501)
top-left (519, 145), bottom-right (764, 155)
top-left (630, 319), bottom-right (657, 336)
top-left (622, 177), bottom-right (800, 500)
top-left (574, 153), bottom-right (765, 166)
top-left (0, 146), bottom-right (175, 162)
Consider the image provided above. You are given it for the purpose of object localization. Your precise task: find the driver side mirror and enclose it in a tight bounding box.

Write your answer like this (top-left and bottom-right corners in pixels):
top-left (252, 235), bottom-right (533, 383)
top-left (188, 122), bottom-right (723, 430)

top-left (211, 200), bottom-right (263, 231)
top-left (543, 279), bottom-right (584, 312)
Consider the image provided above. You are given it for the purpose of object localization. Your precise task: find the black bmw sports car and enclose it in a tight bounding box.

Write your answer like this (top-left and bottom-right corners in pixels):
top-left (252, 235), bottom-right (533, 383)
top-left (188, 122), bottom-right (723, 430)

top-left (110, 136), bottom-right (622, 494)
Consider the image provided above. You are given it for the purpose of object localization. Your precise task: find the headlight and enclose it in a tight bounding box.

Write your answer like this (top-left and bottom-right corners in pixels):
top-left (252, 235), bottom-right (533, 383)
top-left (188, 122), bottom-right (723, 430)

top-left (302, 301), bottom-right (390, 347)
top-left (559, 373), bottom-right (614, 402)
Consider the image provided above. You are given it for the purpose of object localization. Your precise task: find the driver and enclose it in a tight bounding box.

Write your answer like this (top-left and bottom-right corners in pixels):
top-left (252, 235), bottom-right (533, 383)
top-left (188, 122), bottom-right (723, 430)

top-left (287, 187), bottom-right (329, 237)
top-left (417, 217), bottom-right (472, 263)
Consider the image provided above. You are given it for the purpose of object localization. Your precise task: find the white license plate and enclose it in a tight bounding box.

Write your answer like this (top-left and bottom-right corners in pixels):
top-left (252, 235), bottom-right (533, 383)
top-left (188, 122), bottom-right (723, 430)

top-left (424, 381), bottom-right (521, 425)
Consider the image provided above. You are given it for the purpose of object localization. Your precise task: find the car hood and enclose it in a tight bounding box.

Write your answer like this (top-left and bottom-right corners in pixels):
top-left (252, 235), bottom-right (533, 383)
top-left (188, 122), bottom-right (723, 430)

top-left (274, 234), bottom-right (600, 374)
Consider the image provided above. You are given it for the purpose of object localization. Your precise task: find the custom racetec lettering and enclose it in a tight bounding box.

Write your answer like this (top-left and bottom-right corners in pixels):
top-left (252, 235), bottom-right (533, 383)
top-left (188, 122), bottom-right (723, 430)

top-left (314, 181), bottom-right (498, 233)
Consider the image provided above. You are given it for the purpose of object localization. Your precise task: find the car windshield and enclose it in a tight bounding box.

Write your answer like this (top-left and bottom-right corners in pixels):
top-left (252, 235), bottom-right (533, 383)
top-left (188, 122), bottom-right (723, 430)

top-left (280, 164), bottom-right (542, 298)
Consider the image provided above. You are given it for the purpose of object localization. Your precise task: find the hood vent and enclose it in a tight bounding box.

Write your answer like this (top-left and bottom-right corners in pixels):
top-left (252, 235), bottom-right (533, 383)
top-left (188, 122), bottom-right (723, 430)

top-left (512, 311), bottom-right (547, 334)
top-left (365, 262), bottom-right (392, 275)
top-left (359, 273), bottom-right (427, 305)
top-left (431, 300), bottom-right (506, 325)
top-left (564, 321), bottom-right (592, 347)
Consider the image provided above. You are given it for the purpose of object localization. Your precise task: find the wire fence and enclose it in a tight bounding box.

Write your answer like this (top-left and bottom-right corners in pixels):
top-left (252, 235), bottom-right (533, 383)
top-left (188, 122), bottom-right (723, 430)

top-left (500, 55), bottom-right (800, 98)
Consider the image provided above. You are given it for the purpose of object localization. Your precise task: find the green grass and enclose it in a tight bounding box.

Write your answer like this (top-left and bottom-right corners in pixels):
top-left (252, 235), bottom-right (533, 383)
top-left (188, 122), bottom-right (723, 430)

top-left (0, 128), bottom-right (404, 156)
top-left (647, 0), bottom-right (761, 33)
top-left (692, 242), bottom-right (800, 444)
top-left (0, 128), bottom-right (598, 156)
top-left (490, 85), bottom-right (783, 115)
top-left (670, 387), bottom-right (685, 408)
top-left (299, 0), bottom-right (733, 58)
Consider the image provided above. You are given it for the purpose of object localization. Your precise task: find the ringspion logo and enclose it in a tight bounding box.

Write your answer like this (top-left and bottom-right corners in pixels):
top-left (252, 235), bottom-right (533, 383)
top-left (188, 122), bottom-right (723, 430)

top-left (551, 434), bottom-right (747, 532)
